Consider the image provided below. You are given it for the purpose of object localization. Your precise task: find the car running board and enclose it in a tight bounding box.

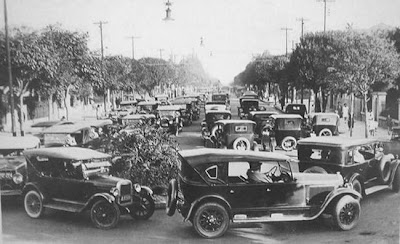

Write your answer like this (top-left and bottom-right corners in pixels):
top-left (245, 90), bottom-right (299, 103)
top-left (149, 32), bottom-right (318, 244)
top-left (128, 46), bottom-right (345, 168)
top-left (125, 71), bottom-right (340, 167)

top-left (365, 185), bottom-right (389, 196)
top-left (44, 199), bottom-right (86, 213)
top-left (233, 213), bottom-right (314, 223)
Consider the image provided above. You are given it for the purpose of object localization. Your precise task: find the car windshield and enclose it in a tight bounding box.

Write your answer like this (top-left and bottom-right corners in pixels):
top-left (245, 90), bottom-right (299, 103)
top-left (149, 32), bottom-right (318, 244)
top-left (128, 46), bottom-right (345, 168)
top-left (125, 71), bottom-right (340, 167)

top-left (392, 129), bottom-right (400, 141)
top-left (212, 94), bottom-right (227, 101)
top-left (82, 159), bottom-right (112, 178)
top-left (275, 118), bottom-right (301, 130)
top-left (298, 146), bottom-right (342, 164)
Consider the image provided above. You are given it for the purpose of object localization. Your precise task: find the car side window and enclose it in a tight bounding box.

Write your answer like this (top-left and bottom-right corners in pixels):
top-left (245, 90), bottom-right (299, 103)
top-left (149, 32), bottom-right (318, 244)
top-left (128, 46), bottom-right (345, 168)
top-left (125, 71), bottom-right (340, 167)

top-left (205, 165), bottom-right (218, 180)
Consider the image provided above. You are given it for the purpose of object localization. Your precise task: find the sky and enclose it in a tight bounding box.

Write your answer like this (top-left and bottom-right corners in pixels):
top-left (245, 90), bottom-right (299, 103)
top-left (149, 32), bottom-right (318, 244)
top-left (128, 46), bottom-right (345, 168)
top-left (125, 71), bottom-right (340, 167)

top-left (1, 0), bottom-right (400, 85)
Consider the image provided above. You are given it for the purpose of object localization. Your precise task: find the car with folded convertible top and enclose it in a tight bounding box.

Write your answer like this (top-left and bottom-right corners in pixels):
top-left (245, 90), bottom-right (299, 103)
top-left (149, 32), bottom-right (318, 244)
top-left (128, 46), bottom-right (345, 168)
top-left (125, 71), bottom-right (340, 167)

top-left (166, 149), bottom-right (362, 238)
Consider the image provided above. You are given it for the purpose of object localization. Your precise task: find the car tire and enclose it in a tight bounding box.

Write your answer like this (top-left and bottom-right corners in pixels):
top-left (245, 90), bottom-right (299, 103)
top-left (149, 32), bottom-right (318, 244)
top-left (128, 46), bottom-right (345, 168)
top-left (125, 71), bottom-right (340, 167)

top-left (166, 179), bottom-right (178, 216)
top-left (193, 202), bottom-right (230, 239)
top-left (232, 137), bottom-right (251, 150)
top-left (211, 125), bottom-right (219, 137)
top-left (303, 166), bottom-right (328, 174)
top-left (24, 190), bottom-right (44, 219)
top-left (332, 195), bottom-right (360, 231)
top-left (129, 192), bottom-right (155, 220)
top-left (319, 128), bottom-right (332, 136)
top-left (90, 199), bottom-right (120, 230)
top-left (281, 136), bottom-right (297, 151)
top-left (378, 155), bottom-right (393, 184)
top-left (351, 178), bottom-right (363, 196)
top-left (392, 166), bottom-right (400, 193)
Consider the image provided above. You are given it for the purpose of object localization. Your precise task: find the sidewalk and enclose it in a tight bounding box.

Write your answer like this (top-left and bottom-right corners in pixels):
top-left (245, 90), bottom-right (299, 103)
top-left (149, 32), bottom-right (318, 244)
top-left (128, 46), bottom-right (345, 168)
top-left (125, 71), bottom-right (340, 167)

top-left (338, 119), bottom-right (391, 140)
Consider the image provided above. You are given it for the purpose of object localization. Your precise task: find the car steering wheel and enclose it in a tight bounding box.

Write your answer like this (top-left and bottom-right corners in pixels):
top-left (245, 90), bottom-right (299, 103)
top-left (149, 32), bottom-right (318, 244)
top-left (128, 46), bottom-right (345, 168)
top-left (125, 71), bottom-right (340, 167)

top-left (279, 172), bottom-right (291, 183)
top-left (265, 166), bottom-right (277, 177)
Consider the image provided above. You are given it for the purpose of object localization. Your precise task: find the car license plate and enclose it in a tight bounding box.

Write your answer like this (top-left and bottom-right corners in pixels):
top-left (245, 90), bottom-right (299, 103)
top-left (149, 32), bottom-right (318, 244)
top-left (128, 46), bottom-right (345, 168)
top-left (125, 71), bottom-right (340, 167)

top-left (162, 123), bottom-right (168, 126)
top-left (121, 195), bottom-right (131, 201)
top-left (0, 172), bottom-right (13, 179)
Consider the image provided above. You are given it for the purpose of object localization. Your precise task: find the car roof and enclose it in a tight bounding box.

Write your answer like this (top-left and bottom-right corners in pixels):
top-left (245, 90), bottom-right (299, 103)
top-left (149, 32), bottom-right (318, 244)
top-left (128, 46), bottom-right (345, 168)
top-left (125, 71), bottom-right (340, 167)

top-left (180, 148), bottom-right (290, 167)
top-left (309, 112), bottom-right (339, 117)
top-left (241, 98), bottom-right (259, 102)
top-left (122, 114), bottom-right (156, 119)
top-left (286, 103), bottom-right (306, 107)
top-left (76, 119), bottom-right (113, 127)
top-left (120, 100), bottom-right (137, 105)
top-left (41, 123), bottom-right (91, 133)
top-left (205, 110), bottom-right (231, 114)
top-left (24, 147), bottom-right (111, 160)
top-left (270, 114), bottom-right (303, 119)
top-left (215, 119), bottom-right (255, 125)
top-left (297, 137), bottom-right (380, 148)
top-left (0, 136), bottom-right (40, 150)
top-left (31, 121), bottom-right (65, 128)
top-left (138, 101), bottom-right (158, 105)
top-left (157, 105), bottom-right (182, 111)
top-left (249, 111), bottom-right (278, 115)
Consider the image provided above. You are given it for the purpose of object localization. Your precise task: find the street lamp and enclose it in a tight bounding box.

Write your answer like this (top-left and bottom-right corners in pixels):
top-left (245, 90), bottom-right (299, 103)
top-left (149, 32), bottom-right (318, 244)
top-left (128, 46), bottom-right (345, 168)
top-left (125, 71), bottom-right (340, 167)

top-left (163, 0), bottom-right (174, 21)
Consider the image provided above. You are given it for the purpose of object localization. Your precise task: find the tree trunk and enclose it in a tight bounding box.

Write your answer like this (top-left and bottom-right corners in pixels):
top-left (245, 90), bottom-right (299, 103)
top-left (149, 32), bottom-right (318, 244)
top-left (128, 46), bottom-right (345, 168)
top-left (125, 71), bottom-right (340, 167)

top-left (48, 96), bottom-right (52, 121)
top-left (64, 85), bottom-right (72, 120)
top-left (19, 95), bottom-right (25, 136)
top-left (364, 93), bottom-right (369, 138)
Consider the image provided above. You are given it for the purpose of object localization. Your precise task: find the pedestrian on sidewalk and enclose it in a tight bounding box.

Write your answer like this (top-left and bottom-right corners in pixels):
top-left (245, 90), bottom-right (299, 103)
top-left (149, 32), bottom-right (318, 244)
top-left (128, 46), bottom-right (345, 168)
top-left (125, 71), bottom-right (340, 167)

top-left (337, 102), bottom-right (343, 118)
top-left (342, 103), bottom-right (349, 124)
top-left (387, 114), bottom-right (393, 135)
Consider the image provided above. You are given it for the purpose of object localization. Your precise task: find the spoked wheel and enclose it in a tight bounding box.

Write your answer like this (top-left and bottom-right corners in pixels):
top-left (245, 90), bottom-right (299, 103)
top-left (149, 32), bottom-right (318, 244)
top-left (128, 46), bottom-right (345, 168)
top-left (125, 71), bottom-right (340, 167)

top-left (232, 137), bottom-right (250, 150)
top-left (166, 179), bottom-right (178, 216)
top-left (332, 195), bottom-right (360, 231)
top-left (24, 190), bottom-right (44, 218)
top-left (129, 193), bottom-right (155, 220)
top-left (90, 200), bottom-right (120, 229)
top-left (319, 128), bottom-right (332, 136)
top-left (281, 136), bottom-right (297, 151)
top-left (193, 202), bottom-right (229, 239)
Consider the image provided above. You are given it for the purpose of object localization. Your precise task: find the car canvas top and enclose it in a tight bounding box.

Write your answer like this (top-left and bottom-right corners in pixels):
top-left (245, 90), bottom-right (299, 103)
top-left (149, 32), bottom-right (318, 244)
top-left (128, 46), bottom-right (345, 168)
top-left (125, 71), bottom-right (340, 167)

top-left (24, 147), bottom-right (111, 161)
top-left (215, 119), bottom-right (256, 125)
top-left (122, 114), bottom-right (156, 120)
top-left (270, 114), bottom-right (303, 119)
top-left (41, 123), bottom-right (91, 134)
top-left (298, 136), bottom-right (379, 148)
top-left (179, 148), bottom-right (291, 167)
top-left (0, 136), bottom-right (40, 150)
top-left (158, 105), bottom-right (182, 111)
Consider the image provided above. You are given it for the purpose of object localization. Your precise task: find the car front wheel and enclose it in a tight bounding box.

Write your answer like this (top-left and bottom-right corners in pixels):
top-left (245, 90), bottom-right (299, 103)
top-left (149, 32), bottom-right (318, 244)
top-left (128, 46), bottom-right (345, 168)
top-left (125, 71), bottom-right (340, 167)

top-left (193, 202), bottom-right (229, 239)
top-left (166, 179), bottom-right (178, 216)
top-left (281, 136), bottom-right (297, 151)
top-left (129, 193), bottom-right (155, 220)
top-left (332, 195), bottom-right (360, 231)
top-left (392, 166), bottom-right (400, 193)
top-left (90, 200), bottom-right (120, 229)
top-left (24, 190), bottom-right (44, 218)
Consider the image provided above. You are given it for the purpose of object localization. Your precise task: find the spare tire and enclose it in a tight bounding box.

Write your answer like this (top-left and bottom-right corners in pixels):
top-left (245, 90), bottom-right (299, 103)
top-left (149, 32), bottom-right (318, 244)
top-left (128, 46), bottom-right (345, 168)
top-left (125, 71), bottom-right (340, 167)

top-left (232, 137), bottom-right (251, 150)
top-left (378, 155), bottom-right (393, 184)
top-left (319, 128), bottom-right (332, 136)
top-left (166, 179), bottom-right (178, 216)
top-left (281, 136), bottom-right (297, 151)
top-left (303, 166), bottom-right (328, 174)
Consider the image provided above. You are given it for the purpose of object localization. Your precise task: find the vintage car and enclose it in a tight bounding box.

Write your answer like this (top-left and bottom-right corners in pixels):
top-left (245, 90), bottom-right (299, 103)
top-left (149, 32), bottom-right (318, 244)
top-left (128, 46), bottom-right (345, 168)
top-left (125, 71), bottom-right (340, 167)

top-left (154, 94), bottom-right (169, 105)
top-left (0, 136), bottom-right (40, 196)
top-left (242, 90), bottom-right (258, 99)
top-left (201, 110), bottom-right (232, 138)
top-left (297, 137), bottom-right (400, 196)
top-left (119, 100), bottom-right (138, 113)
top-left (270, 114), bottom-right (304, 151)
top-left (308, 112), bottom-right (340, 136)
top-left (157, 105), bottom-right (183, 136)
top-left (40, 123), bottom-right (91, 147)
top-left (382, 126), bottom-right (400, 157)
top-left (238, 98), bottom-right (266, 119)
top-left (137, 101), bottom-right (159, 115)
top-left (108, 108), bottom-right (130, 123)
top-left (204, 101), bottom-right (228, 112)
top-left (166, 149), bottom-right (362, 238)
top-left (204, 120), bottom-right (256, 150)
top-left (119, 114), bottom-right (157, 134)
top-left (285, 103), bottom-right (307, 119)
top-left (30, 120), bottom-right (74, 144)
top-left (211, 93), bottom-right (230, 106)
top-left (171, 98), bottom-right (194, 126)
top-left (248, 111), bottom-right (279, 136)
top-left (22, 147), bottom-right (155, 229)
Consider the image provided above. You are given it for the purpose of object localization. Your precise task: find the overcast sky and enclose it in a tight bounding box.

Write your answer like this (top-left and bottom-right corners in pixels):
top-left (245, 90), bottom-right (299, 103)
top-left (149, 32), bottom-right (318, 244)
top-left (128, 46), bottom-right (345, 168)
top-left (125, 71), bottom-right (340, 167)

top-left (1, 0), bottom-right (399, 84)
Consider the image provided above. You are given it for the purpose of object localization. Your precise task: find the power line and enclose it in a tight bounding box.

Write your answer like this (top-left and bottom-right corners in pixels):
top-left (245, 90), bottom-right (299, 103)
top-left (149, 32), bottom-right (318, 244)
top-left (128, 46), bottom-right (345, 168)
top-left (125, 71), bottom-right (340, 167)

top-left (281, 27), bottom-right (292, 57)
top-left (94, 21), bottom-right (108, 112)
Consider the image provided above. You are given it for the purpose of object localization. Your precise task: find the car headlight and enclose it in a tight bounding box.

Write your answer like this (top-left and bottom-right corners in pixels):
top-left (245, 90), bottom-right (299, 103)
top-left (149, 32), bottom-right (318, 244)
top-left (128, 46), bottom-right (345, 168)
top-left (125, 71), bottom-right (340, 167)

top-left (169, 120), bottom-right (173, 124)
top-left (110, 187), bottom-right (119, 196)
top-left (12, 173), bottom-right (23, 184)
top-left (134, 183), bottom-right (141, 193)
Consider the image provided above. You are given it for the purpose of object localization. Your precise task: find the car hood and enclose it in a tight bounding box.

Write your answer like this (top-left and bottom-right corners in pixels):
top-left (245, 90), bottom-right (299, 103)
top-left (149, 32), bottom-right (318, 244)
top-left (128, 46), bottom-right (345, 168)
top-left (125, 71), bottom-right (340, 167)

top-left (88, 174), bottom-right (130, 188)
top-left (0, 157), bottom-right (25, 171)
top-left (293, 172), bottom-right (343, 186)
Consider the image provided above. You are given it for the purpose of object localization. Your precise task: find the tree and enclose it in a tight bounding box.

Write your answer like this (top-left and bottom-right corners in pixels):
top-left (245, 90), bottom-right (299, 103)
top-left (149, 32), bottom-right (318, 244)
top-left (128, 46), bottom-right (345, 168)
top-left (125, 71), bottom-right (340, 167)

top-left (333, 29), bottom-right (400, 137)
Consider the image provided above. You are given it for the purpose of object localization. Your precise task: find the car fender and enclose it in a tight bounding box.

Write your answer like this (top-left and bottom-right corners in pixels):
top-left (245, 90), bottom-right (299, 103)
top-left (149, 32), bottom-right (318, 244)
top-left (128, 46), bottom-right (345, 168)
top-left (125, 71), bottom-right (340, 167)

top-left (347, 172), bottom-right (365, 186)
top-left (317, 188), bottom-right (362, 218)
top-left (140, 185), bottom-right (153, 196)
top-left (184, 195), bottom-right (232, 222)
top-left (388, 159), bottom-right (400, 187)
top-left (84, 193), bottom-right (116, 210)
top-left (22, 182), bottom-right (47, 202)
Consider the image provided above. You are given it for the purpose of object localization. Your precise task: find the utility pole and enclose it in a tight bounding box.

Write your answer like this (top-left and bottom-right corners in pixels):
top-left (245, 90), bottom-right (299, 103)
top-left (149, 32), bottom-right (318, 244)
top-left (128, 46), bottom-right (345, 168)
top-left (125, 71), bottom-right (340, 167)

top-left (281, 27), bottom-right (292, 58)
top-left (4, 0), bottom-right (16, 136)
top-left (159, 49), bottom-right (164, 59)
top-left (94, 21), bottom-right (108, 113)
top-left (317, 0), bottom-right (335, 32)
top-left (126, 36), bottom-right (140, 60)
top-left (296, 17), bottom-right (309, 104)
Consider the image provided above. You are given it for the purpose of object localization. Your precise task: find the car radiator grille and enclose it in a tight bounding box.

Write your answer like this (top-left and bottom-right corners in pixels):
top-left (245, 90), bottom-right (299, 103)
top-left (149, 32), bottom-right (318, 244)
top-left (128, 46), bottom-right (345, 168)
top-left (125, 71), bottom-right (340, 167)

top-left (118, 182), bottom-right (133, 205)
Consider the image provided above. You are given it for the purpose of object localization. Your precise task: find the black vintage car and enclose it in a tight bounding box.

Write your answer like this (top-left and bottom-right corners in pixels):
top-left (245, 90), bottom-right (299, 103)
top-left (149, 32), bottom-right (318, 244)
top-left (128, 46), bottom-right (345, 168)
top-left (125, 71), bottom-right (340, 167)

top-left (166, 149), bottom-right (361, 238)
top-left (270, 114), bottom-right (304, 151)
top-left (285, 103), bottom-right (307, 119)
top-left (137, 101), bottom-right (159, 115)
top-left (238, 98), bottom-right (265, 119)
top-left (308, 112), bottom-right (340, 136)
top-left (0, 136), bottom-right (40, 196)
top-left (23, 147), bottom-right (155, 229)
top-left (201, 110), bottom-right (232, 138)
top-left (298, 137), bottom-right (400, 196)
top-left (157, 105), bottom-right (183, 136)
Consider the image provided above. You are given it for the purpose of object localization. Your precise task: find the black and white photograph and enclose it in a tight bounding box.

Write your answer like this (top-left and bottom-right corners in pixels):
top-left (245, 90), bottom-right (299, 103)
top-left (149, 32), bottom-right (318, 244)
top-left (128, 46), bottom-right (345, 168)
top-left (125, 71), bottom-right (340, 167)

top-left (0, 0), bottom-right (399, 243)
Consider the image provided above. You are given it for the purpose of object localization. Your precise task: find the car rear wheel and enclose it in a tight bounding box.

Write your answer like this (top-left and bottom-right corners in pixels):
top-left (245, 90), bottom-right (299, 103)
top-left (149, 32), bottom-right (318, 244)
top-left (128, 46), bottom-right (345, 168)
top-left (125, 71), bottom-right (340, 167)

top-left (392, 166), bottom-right (400, 193)
top-left (351, 178), bottom-right (363, 195)
top-left (129, 193), bottom-right (155, 220)
top-left (90, 200), bottom-right (120, 229)
top-left (281, 136), bottom-right (297, 151)
top-left (193, 202), bottom-right (229, 239)
top-left (378, 156), bottom-right (392, 184)
top-left (303, 166), bottom-right (328, 174)
top-left (319, 128), bottom-right (332, 136)
top-left (232, 137), bottom-right (251, 150)
top-left (332, 195), bottom-right (360, 231)
top-left (166, 179), bottom-right (178, 216)
top-left (24, 190), bottom-right (44, 219)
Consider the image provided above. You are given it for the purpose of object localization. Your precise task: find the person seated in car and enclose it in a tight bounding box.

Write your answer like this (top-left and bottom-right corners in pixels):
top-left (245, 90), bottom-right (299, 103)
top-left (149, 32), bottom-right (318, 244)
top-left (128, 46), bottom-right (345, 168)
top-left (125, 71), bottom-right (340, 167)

top-left (353, 147), bottom-right (365, 164)
top-left (247, 162), bottom-right (273, 183)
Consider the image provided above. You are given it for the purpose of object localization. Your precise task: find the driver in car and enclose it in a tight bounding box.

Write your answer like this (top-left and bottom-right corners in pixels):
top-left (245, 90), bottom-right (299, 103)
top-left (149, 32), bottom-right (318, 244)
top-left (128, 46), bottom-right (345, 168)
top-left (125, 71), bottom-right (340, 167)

top-left (247, 162), bottom-right (273, 183)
